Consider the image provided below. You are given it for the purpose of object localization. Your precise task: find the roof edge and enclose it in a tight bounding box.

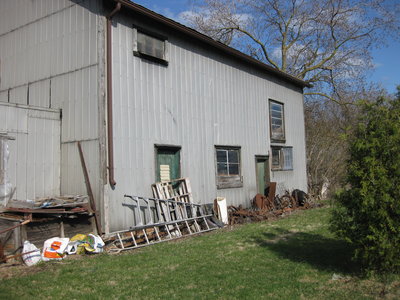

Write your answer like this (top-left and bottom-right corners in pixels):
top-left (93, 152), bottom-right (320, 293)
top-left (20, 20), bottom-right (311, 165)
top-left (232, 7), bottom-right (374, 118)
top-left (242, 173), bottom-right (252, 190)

top-left (108, 0), bottom-right (312, 89)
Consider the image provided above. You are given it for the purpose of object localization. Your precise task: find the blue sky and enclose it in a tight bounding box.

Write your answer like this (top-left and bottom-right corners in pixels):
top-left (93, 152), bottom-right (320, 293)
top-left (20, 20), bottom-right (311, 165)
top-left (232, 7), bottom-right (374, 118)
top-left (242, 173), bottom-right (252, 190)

top-left (134, 0), bottom-right (399, 94)
top-left (370, 43), bottom-right (400, 94)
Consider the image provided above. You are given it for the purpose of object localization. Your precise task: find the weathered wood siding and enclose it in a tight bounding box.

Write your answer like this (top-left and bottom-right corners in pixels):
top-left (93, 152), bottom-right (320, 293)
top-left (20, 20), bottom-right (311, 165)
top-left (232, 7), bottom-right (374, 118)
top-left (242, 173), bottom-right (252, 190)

top-left (106, 12), bottom-right (307, 231)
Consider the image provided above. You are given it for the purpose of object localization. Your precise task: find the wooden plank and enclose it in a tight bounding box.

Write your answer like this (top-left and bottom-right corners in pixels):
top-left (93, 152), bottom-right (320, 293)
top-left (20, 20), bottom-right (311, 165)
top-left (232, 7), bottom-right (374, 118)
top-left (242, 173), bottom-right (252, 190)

top-left (26, 219), bottom-right (61, 247)
top-left (0, 219), bottom-right (17, 256)
top-left (4, 207), bottom-right (88, 214)
top-left (77, 141), bottom-right (102, 235)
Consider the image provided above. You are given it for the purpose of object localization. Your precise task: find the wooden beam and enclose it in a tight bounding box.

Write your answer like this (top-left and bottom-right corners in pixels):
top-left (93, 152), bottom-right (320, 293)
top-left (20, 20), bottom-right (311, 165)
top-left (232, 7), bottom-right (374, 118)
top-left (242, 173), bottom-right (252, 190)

top-left (77, 142), bottom-right (102, 235)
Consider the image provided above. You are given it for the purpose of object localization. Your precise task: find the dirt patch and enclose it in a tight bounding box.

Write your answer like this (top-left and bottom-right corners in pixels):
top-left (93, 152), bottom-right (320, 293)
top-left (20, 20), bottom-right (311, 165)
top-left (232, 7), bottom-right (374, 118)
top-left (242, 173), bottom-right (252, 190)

top-left (298, 275), bottom-right (319, 283)
top-left (0, 261), bottom-right (47, 280)
top-left (0, 254), bottom-right (89, 280)
top-left (265, 230), bottom-right (299, 244)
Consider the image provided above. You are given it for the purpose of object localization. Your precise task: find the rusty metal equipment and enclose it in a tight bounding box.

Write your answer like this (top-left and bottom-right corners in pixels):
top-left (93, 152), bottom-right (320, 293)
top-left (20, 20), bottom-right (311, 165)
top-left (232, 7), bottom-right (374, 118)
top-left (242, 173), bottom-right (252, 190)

top-left (230, 189), bottom-right (312, 225)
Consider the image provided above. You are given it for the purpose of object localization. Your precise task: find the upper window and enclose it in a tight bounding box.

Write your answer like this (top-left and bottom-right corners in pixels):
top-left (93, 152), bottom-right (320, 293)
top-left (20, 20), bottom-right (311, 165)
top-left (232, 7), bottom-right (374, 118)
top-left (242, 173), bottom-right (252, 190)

top-left (133, 28), bottom-right (168, 64)
top-left (271, 146), bottom-right (293, 171)
top-left (215, 147), bottom-right (242, 189)
top-left (269, 100), bottom-right (285, 142)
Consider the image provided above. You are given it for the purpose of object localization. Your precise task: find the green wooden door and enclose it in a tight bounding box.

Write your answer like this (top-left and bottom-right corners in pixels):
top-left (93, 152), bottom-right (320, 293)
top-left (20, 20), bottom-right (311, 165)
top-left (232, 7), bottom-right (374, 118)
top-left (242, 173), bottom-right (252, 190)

top-left (256, 156), bottom-right (269, 195)
top-left (156, 147), bottom-right (181, 182)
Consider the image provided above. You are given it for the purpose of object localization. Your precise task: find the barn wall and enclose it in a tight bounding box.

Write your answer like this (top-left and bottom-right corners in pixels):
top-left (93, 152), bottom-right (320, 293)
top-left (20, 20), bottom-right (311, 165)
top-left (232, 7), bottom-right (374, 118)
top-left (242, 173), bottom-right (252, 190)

top-left (0, 104), bottom-right (60, 200)
top-left (106, 12), bottom-right (307, 231)
top-left (0, 0), bottom-right (308, 233)
top-left (0, 0), bottom-right (105, 209)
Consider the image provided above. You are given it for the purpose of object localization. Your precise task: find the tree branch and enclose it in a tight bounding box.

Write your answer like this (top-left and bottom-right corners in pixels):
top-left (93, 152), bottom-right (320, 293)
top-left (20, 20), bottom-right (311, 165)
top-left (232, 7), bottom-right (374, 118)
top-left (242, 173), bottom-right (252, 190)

top-left (304, 92), bottom-right (356, 105)
top-left (231, 26), bottom-right (280, 69)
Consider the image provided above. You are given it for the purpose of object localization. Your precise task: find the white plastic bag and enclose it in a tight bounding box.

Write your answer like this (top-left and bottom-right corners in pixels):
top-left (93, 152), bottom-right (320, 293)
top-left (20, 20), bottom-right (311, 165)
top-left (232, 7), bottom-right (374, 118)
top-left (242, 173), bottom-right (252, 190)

top-left (66, 241), bottom-right (79, 255)
top-left (42, 237), bottom-right (70, 261)
top-left (22, 240), bottom-right (41, 266)
top-left (88, 234), bottom-right (105, 253)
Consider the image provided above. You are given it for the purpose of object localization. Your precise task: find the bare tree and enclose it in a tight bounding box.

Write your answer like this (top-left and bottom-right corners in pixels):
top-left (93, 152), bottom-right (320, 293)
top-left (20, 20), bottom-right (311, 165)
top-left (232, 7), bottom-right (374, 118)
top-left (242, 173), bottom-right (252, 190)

top-left (305, 98), bottom-right (351, 197)
top-left (305, 83), bottom-right (387, 197)
top-left (184, 0), bottom-right (399, 102)
top-left (184, 0), bottom-right (398, 197)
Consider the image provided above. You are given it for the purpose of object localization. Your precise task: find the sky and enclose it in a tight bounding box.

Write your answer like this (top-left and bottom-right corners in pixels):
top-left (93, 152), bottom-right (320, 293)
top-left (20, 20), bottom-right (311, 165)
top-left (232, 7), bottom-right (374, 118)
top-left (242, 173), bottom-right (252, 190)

top-left (133, 0), bottom-right (400, 94)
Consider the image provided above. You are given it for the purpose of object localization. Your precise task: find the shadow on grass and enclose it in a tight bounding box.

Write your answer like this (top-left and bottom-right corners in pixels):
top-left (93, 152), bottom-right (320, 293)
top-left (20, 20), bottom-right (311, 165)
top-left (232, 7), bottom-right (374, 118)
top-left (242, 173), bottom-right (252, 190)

top-left (249, 229), bottom-right (360, 275)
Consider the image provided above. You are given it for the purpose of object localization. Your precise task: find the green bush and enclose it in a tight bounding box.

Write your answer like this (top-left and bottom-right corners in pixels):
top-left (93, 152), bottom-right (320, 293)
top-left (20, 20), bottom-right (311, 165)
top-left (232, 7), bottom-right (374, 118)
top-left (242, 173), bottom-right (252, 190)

top-left (331, 94), bottom-right (400, 275)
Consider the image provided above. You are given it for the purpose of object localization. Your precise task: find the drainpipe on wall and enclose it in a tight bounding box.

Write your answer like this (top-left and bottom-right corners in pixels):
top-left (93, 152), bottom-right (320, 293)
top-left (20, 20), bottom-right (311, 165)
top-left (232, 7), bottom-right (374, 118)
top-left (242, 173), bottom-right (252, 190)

top-left (106, 2), bottom-right (121, 186)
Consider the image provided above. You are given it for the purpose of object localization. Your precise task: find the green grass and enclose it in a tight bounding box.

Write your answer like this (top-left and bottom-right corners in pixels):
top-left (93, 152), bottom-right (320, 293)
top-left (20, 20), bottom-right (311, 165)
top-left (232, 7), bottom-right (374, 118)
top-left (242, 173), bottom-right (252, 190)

top-left (1, 206), bottom-right (399, 299)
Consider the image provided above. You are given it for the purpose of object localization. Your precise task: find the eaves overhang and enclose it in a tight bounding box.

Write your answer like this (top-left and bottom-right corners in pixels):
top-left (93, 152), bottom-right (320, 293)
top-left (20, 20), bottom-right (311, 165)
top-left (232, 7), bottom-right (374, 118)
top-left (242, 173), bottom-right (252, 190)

top-left (106, 0), bottom-right (312, 89)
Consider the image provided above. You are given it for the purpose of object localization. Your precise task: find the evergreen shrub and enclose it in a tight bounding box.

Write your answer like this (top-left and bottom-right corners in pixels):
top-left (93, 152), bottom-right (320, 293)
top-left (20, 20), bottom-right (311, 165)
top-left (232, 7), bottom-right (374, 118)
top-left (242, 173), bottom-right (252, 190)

top-left (331, 95), bottom-right (400, 275)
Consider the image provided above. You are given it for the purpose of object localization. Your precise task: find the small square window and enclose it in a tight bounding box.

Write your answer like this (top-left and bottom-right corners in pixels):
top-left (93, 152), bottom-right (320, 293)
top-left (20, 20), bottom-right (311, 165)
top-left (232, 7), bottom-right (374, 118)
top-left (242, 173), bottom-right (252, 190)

top-left (269, 100), bottom-right (285, 142)
top-left (271, 146), bottom-right (293, 171)
top-left (133, 28), bottom-right (168, 64)
top-left (215, 147), bottom-right (242, 189)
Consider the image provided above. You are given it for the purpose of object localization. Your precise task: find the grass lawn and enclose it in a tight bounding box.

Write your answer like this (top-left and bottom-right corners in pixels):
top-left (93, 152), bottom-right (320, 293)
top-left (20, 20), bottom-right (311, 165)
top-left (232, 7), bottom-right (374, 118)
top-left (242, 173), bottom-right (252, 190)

top-left (1, 206), bottom-right (399, 299)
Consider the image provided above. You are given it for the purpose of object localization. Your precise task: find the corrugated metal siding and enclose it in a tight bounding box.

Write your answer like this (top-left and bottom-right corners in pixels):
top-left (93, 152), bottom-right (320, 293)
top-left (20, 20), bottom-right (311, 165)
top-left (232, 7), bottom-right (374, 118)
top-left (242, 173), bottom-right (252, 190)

top-left (60, 139), bottom-right (100, 199)
top-left (0, 1), bottom-right (103, 209)
top-left (29, 80), bottom-right (51, 108)
top-left (107, 14), bottom-right (307, 231)
top-left (0, 0), bottom-right (307, 232)
top-left (52, 65), bottom-right (101, 205)
top-left (0, 104), bottom-right (60, 200)
top-left (269, 82), bottom-right (308, 196)
top-left (57, 66), bottom-right (99, 142)
top-left (0, 0), bottom-right (99, 100)
top-left (0, 0), bottom-right (72, 35)
top-left (9, 85), bottom-right (28, 105)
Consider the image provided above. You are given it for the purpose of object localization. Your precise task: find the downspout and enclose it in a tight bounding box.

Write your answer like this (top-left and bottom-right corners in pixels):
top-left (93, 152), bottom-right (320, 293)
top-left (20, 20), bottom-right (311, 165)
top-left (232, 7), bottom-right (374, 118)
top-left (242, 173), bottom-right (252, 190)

top-left (106, 2), bottom-right (121, 186)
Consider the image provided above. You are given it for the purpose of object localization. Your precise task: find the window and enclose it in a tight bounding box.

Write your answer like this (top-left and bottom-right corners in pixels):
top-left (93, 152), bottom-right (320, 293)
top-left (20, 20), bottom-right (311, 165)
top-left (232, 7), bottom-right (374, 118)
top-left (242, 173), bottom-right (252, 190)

top-left (271, 146), bottom-right (293, 170)
top-left (215, 147), bottom-right (242, 189)
top-left (133, 28), bottom-right (168, 64)
top-left (269, 100), bottom-right (285, 142)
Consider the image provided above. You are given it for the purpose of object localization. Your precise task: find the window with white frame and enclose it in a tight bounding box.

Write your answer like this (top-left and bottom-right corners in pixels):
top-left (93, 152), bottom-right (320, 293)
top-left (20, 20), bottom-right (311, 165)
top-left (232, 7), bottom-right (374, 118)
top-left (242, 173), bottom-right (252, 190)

top-left (215, 146), bottom-right (243, 189)
top-left (271, 146), bottom-right (293, 171)
top-left (269, 100), bottom-right (285, 142)
top-left (133, 28), bottom-right (168, 64)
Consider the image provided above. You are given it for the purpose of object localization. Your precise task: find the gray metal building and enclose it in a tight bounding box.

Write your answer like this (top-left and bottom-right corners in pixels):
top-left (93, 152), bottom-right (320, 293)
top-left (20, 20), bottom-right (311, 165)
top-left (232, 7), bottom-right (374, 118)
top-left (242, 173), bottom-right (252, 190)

top-left (0, 0), bottom-right (309, 232)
